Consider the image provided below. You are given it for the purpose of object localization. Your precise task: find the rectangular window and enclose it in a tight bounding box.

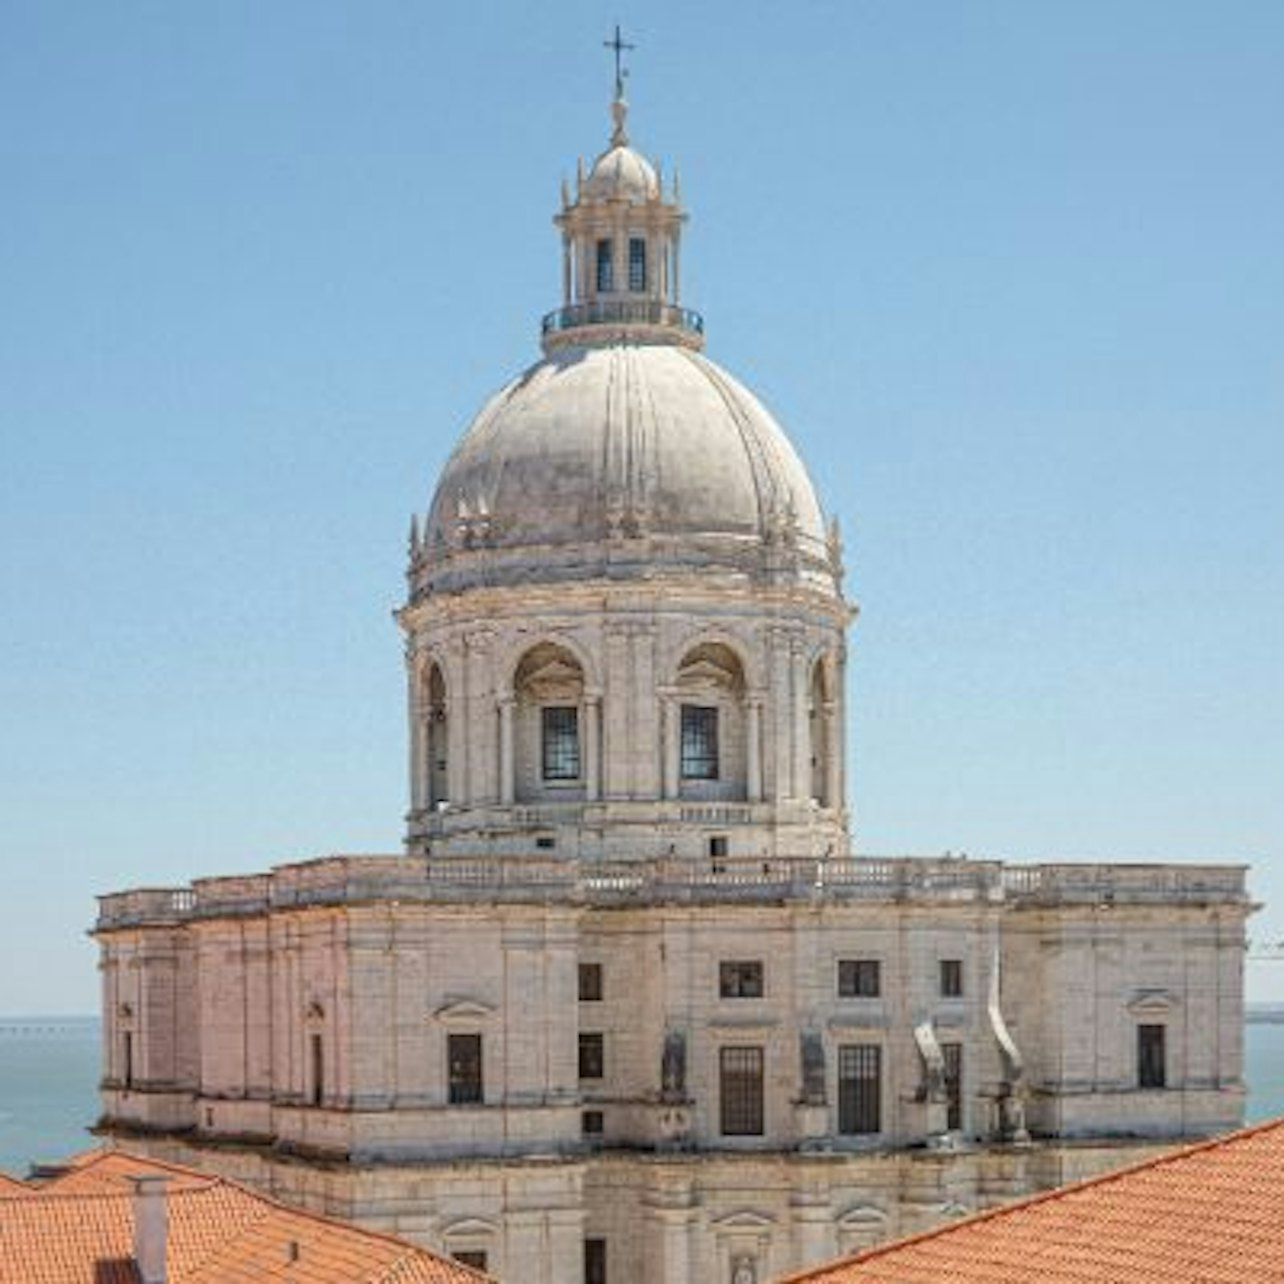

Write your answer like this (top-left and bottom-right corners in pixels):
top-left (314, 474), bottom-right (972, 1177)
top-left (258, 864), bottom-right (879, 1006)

top-left (838, 1043), bottom-right (881, 1135)
top-left (309, 1032), bottom-right (323, 1107)
top-left (940, 959), bottom-right (963, 998)
top-left (719, 960), bottom-right (764, 999)
top-left (680, 704), bottom-right (719, 779)
top-left (584, 1237), bottom-right (608, 1284)
top-left (542, 706), bottom-right (581, 781)
top-left (596, 238), bottom-right (614, 292)
top-left (579, 962), bottom-right (603, 1001)
top-left (448, 1032), bottom-right (483, 1105)
top-left (122, 1031), bottom-right (134, 1089)
top-left (838, 959), bottom-right (881, 998)
top-left (942, 1041), bottom-right (963, 1130)
top-left (454, 1251), bottom-right (488, 1270)
top-left (579, 1032), bottom-right (605, 1080)
top-left (582, 1109), bottom-right (604, 1136)
top-left (720, 1046), bottom-right (765, 1136)
top-left (628, 237), bottom-right (647, 292)
top-left (1138, 1024), bottom-right (1166, 1089)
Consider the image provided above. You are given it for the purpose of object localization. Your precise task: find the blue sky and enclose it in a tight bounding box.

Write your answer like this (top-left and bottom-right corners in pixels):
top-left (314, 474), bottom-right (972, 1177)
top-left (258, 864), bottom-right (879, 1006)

top-left (1, 1), bottom-right (1281, 1013)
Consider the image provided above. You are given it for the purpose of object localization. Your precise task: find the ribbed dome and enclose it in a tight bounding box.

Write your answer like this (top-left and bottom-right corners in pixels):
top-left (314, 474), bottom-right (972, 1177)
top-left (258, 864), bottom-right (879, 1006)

top-left (418, 343), bottom-right (835, 596)
top-left (583, 143), bottom-right (658, 203)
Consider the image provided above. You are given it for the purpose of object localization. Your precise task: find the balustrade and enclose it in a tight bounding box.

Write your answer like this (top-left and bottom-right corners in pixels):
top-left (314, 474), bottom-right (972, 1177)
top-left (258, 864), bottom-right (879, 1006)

top-left (94, 854), bottom-right (1249, 928)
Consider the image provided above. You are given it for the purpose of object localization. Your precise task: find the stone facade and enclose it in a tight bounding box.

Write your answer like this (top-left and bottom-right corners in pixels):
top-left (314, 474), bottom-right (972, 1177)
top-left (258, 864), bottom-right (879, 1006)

top-left (96, 858), bottom-right (1249, 1281)
top-left (95, 84), bottom-right (1252, 1284)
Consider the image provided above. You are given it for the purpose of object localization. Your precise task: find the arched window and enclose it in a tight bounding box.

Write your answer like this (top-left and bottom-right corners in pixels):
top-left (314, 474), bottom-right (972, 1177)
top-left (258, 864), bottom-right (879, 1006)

top-left (628, 237), bottom-right (647, 292)
top-left (513, 643), bottom-right (586, 801)
top-left (426, 663), bottom-right (448, 807)
top-left (809, 657), bottom-right (832, 806)
top-left (595, 238), bottom-right (614, 293)
top-left (674, 643), bottom-right (747, 801)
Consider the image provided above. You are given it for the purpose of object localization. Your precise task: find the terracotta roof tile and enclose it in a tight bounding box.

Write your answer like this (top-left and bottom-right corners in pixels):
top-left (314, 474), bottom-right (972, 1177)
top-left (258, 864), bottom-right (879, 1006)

top-left (34, 1149), bottom-right (217, 1195)
top-left (0, 1150), bottom-right (492, 1284)
top-left (777, 1116), bottom-right (1284, 1284)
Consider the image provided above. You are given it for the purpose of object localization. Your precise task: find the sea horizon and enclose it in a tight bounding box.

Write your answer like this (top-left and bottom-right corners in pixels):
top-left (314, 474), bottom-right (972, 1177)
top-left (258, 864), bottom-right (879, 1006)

top-left (4, 1013), bottom-right (1284, 1178)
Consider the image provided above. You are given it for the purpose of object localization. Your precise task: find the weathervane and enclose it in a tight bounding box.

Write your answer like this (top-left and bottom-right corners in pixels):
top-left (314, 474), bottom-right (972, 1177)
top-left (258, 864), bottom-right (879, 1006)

top-left (603, 23), bottom-right (635, 101)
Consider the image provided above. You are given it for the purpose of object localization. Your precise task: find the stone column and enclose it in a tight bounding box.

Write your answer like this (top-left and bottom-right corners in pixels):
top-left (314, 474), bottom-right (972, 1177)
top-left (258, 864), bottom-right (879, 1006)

top-left (634, 625), bottom-right (659, 797)
top-left (407, 666), bottom-right (425, 815)
top-left (562, 234), bottom-right (572, 307)
top-left (603, 625), bottom-right (632, 800)
top-left (584, 692), bottom-right (601, 802)
top-left (767, 628), bottom-right (792, 803)
top-left (792, 643), bottom-right (811, 802)
top-left (790, 1184), bottom-right (837, 1269)
top-left (746, 696), bottom-right (763, 803)
top-left (662, 695), bottom-right (679, 800)
top-left (824, 699), bottom-right (841, 812)
top-left (447, 638), bottom-right (467, 805)
top-left (498, 694), bottom-right (515, 806)
top-left (464, 630), bottom-right (495, 805)
top-left (647, 1181), bottom-right (696, 1284)
top-left (503, 1211), bottom-right (547, 1284)
top-left (838, 649), bottom-right (850, 820)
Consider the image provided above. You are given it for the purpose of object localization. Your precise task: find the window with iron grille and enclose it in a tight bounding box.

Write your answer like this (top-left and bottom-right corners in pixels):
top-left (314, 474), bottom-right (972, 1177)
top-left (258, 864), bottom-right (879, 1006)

top-left (837, 958), bottom-right (881, 998)
top-left (1138, 1024), bottom-right (1166, 1089)
top-left (939, 958), bottom-right (963, 998)
top-left (584, 1237), bottom-right (608, 1284)
top-left (719, 960), bottom-right (764, 998)
top-left (720, 1046), bottom-right (764, 1135)
top-left (542, 706), bottom-right (581, 781)
top-left (680, 704), bottom-right (719, 779)
top-left (579, 962), bottom-right (603, 1001)
top-left (838, 1043), bottom-right (881, 1134)
top-left (448, 1033), bottom-right (483, 1105)
top-left (582, 1109), bottom-right (604, 1136)
top-left (596, 238), bottom-right (614, 292)
top-left (579, 1032), bottom-right (604, 1080)
top-left (941, 1041), bottom-right (963, 1130)
top-left (628, 237), bottom-right (647, 292)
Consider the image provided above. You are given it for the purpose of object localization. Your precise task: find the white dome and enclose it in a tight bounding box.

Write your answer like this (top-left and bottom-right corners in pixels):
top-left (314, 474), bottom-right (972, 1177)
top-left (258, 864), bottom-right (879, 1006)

top-left (420, 343), bottom-right (835, 595)
top-left (583, 144), bottom-right (658, 203)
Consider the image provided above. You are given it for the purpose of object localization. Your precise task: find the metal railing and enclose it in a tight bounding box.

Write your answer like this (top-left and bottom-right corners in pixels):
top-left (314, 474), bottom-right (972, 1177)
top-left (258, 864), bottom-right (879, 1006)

top-left (540, 299), bottom-right (704, 338)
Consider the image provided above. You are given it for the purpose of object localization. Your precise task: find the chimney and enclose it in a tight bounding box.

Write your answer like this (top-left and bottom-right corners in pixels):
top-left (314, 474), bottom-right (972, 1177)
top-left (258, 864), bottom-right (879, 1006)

top-left (131, 1174), bottom-right (169, 1284)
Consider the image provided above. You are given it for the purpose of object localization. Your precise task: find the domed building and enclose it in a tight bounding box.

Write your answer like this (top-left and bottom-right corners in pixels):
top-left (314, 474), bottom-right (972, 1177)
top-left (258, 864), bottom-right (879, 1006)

top-left (94, 78), bottom-right (1250, 1284)
top-left (403, 89), bottom-right (848, 868)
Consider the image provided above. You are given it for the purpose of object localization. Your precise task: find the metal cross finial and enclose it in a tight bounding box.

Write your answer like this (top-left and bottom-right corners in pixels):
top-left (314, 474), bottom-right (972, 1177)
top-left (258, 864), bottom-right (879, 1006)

top-left (603, 23), bottom-right (635, 101)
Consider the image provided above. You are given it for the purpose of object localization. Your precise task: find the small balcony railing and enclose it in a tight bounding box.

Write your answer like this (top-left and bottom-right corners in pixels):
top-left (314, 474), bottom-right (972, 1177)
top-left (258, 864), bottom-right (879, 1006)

top-left (541, 299), bottom-right (704, 339)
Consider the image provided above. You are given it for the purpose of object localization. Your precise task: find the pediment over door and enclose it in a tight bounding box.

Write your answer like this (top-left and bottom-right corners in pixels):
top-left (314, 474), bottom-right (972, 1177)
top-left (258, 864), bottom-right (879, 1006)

top-left (432, 999), bottom-right (496, 1025)
top-left (709, 1209), bottom-right (776, 1232)
top-left (1126, 989), bottom-right (1179, 1016)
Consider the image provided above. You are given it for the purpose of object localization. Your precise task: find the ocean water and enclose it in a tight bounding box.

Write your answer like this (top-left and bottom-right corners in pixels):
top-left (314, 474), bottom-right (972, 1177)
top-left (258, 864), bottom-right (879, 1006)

top-left (2, 1017), bottom-right (1283, 1177)
top-left (0, 1018), bottom-right (101, 1175)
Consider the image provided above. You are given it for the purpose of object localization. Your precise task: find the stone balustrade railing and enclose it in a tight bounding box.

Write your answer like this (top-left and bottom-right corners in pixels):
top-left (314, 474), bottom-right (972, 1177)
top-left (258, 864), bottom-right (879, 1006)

top-left (1000, 862), bottom-right (1249, 905)
top-left (94, 855), bottom-right (1250, 929)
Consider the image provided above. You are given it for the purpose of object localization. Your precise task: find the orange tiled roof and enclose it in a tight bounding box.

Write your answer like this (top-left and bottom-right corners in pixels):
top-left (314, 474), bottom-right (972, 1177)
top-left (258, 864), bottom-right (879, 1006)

top-left (0, 1149), bottom-right (492, 1284)
top-left (778, 1116), bottom-right (1284, 1284)
top-left (31, 1149), bottom-right (218, 1195)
